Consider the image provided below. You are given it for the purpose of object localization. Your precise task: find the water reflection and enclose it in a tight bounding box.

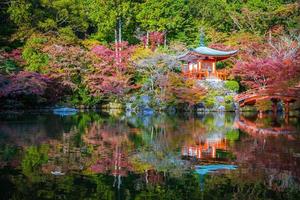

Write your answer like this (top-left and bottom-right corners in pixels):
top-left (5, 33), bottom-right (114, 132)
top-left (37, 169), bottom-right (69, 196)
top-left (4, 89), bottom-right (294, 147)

top-left (0, 111), bottom-right (299, 199)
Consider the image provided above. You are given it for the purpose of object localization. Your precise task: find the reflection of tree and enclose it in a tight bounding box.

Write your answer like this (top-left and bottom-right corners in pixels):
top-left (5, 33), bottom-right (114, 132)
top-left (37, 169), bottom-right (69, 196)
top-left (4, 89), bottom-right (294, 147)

top-left (129, 113), bottom-right (239, 177)
top-left (1, 172), bottom-right (116, 199)
top-left (21, 145), bottom-right (49, 182)
top-left (0, 144), bottom-right (19, 168)
top-left (233, 114), bottom-right (300, 191)
top-left (83, 119), bottom-right (133, 189)
top-left (202, 171), bottom-right (300, 200)
top-left (1, 111), bottom-right (300, 199)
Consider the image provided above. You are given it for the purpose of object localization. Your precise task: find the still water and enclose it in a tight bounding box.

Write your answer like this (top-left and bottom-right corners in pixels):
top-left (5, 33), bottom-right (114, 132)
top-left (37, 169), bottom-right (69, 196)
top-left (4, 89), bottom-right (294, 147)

top-left (0, 111), bottom-right (299, 200)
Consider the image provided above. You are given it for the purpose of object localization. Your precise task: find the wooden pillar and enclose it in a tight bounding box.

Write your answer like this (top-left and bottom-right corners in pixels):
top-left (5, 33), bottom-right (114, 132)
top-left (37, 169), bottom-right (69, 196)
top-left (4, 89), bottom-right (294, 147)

top-left (271, 99), bottom-right (278, 116)
top-left (198, 60), bottom-right (202, 71)
top-left (258, 110), bottom-right (263, 119)
top-left (196, 61), bottom-right (199, 79)
top-left (188, 62), bottom-right (191, 77)
top-left (198, 60), bottom-right (202, 79)
top-left (284, 100), bottom-right (290, 123)
top-left (212, 61), bottom-right (216, 75)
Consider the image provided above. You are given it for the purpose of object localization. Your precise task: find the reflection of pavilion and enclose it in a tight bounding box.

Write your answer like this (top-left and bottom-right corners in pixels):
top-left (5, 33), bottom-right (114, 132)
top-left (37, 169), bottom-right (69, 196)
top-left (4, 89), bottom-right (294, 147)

top-left (182, 136), bottom-right (227, 160)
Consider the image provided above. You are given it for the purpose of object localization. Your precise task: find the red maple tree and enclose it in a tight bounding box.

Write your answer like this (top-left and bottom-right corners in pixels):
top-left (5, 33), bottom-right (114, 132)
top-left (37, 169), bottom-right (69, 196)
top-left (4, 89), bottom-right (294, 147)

top-left (141, 31), bottom-right (165, 51)
top-left (233, 35), bottom-right (300, 89)
top-left (85, 42), bottom-right (136, 99)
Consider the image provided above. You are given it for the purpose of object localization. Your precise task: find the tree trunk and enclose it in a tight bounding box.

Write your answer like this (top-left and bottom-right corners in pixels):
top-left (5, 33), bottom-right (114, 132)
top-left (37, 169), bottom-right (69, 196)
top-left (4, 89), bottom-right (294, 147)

top-left (146, 31), bottom-right (149, 48)
top-left (118, 18), bottom-right (122, 64)
top-left (164, 31), bottom-right (167, 48)
top-left (115, 28), bottom-right (118, 64)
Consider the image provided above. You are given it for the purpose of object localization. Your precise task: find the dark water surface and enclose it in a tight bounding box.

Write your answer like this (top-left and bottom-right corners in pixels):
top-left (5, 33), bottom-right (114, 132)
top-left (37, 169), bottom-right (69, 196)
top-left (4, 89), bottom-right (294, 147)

top-left (0, 111), bottom-right (299, 200)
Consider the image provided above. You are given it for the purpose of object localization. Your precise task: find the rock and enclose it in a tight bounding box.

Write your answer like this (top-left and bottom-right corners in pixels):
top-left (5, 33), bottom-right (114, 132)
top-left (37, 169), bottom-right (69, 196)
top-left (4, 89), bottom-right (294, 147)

top-left (129, 95), bottom-right (137, 102)
top-left (53, 107), bottom-right (78, 116)
top-left (215, 96), bottom-right (224, 103)
top-left (109, 102), bottom-right (123, 109)
top-left (140, 95), bottom-right (151, 105)
top-left (51, 171), bottom-right (65, 176)
top-left (217, 105), bottom-right (225, 112)
top-left (166, 106), bottom-right (176, 114)
top-left (125, 103), bottom-right (132, 111)
top-left (195, 102), bottom-right (205, 109)
top-left (141, 107), bottom-right (154, 116)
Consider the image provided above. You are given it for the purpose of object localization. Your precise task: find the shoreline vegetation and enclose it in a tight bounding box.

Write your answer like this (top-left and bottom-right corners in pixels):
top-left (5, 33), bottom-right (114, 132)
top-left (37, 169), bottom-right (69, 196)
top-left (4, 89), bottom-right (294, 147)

top-left (0, 0), bottom-right (300, 115)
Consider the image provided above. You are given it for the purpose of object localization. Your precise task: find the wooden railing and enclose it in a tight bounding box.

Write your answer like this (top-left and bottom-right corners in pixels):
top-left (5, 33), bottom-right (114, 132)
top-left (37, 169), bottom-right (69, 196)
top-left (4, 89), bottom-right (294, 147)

top-left (182, 68), bottom-right (230, 80)
top-left (234, 86), bottom-right (300, 107)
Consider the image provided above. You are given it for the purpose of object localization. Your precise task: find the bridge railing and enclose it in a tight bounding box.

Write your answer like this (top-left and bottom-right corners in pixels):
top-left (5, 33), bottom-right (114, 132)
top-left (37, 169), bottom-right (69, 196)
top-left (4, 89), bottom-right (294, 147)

top-left (234, 86), bottom-right (300, 105)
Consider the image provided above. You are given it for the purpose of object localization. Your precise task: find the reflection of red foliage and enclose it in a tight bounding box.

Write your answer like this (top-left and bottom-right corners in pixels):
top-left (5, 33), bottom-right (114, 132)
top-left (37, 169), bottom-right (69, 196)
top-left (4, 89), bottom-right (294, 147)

top-left (83, 122), bottom-right (133, 176)
top-left (233, 116), bottom-right (300, 187)
top-left (145, 169), bottom-right (164, 185)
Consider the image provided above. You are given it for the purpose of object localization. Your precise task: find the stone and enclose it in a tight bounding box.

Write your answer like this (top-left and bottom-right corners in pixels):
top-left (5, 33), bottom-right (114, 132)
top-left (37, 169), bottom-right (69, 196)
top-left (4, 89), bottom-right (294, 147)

top-left (140, 95), bottom-right (151, 105)
top-left (53, 107), bottom-right (78, 116)
top-left (217, 105), bottom-right (225, 112)
top-left (216, 96), bottom-right (225, 103)
top-left (141, 107), bottom-right (154, 116)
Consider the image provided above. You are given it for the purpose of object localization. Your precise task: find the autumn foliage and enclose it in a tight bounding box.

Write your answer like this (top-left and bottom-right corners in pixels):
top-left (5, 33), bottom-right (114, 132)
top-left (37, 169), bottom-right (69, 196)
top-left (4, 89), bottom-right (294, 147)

top-left (0, 71), bottom-right (59, 108)
top-left (86, 42), bottom-right (136, 99)
top-left (141, 31), bottom-right (165, 51)
top-left (233, 35), bottom-right (300, 90)
top-left (158, 72), bottom-right (206, 106)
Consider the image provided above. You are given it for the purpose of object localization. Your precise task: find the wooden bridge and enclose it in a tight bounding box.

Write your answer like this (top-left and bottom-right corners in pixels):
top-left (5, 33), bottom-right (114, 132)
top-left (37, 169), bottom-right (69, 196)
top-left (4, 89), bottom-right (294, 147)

top-left (234, 86), bottom-right (300, 111)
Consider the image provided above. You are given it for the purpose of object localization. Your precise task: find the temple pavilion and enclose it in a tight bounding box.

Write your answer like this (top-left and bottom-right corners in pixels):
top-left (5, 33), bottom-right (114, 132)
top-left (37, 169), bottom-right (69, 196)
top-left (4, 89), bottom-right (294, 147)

top-left (178, 33), bottom-right (238, 80)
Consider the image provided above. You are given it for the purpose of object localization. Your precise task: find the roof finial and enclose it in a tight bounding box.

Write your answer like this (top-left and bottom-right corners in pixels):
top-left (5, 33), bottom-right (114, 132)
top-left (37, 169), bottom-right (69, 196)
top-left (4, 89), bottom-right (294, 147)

top-left (199, 28), bottom-right (205, 47)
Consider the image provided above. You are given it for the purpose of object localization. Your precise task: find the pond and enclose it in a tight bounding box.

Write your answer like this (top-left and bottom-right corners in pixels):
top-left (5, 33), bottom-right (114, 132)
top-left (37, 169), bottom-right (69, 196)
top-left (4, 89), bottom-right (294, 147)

top-left (0, 111), bottom-right (299, 200)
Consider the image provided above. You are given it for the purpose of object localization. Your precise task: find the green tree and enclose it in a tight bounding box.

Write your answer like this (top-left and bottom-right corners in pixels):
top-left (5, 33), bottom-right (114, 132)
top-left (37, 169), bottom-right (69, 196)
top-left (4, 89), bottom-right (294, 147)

top-left (85, 0), bottom-right (139, 43)
top-left (8, 0), bottom-right (89, 40)
top-left (137, 0), bottom-right (192, 44)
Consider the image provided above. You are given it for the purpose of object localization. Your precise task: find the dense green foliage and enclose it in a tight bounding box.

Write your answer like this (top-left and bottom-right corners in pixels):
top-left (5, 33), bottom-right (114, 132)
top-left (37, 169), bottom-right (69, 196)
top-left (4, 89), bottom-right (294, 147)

top-left (3, 0), bottom-right (299, 44)
top-left (224, 80), bottom-right (240, 92)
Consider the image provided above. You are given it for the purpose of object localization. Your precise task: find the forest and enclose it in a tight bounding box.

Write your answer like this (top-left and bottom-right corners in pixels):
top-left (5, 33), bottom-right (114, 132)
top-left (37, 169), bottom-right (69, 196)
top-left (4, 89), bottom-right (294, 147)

top-left (0, 0), bottom-right (300, 111)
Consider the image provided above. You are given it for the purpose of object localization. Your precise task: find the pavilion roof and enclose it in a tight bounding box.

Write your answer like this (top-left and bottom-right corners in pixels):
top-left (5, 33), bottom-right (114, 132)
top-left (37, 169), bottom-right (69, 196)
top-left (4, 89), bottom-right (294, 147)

top-left (192, 46), bottom-right (238, 57)
top-left (178, 31), bottom-right (238, 62)
top-left (178, 46), bottom-right (238, 62)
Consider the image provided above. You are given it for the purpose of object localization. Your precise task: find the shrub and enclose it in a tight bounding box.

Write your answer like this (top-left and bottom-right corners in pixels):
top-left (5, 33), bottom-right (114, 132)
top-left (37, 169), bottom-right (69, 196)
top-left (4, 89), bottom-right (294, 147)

top-left (158, 72), bottom-right (207, 106)
top-left (226, 130), bottom-right (239, 141)
top-left (0, 49), bottom-right (22, 74)
top-left (0, 59), bottom-right (19, 74)
top-left (131, 46), bottom-right (153, 61)
top-left (224, 80), bottom-right (239, 92)
top-left (225, 103), bottom-right (234, 111)
top-left (255, 99), bottom-right (272, 112)
top-left (204, 97), bottom-right (215, 109)
top-left (22, 36), bottom-right (49, 72)
top-left (224, 95), bottom-right (234, 103)
top-left (0, 71), bottom-right (61, 108)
